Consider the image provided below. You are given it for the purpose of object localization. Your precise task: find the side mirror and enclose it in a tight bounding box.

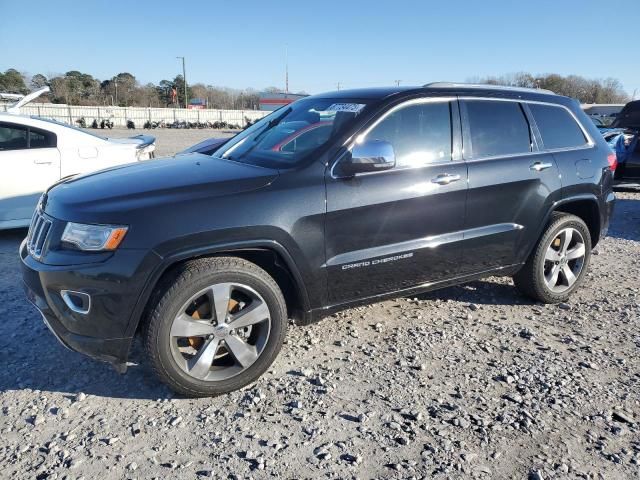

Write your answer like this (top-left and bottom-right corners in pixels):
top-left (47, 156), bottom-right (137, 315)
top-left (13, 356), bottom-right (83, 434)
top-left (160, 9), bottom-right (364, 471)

top-left (336, 139), bottom-right (396, 177)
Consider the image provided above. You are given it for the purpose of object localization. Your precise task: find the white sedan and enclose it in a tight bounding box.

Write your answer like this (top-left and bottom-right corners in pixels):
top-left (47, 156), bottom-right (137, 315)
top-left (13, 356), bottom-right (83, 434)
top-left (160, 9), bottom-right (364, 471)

top-left (0, 108), bottom-right (155, 229)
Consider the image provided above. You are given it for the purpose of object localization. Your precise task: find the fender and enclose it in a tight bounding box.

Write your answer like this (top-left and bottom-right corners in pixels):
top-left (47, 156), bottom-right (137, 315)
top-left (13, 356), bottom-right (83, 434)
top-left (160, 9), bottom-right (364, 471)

top-left (123, 239), bottom-right (311, 337)
top-left (521, 193), bottom-right (601, 263)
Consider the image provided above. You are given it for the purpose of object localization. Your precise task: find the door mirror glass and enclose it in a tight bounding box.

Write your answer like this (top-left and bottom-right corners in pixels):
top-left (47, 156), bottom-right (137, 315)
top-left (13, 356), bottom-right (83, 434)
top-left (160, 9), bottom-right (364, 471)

top-left (337, 139), bottom-right (396, 177)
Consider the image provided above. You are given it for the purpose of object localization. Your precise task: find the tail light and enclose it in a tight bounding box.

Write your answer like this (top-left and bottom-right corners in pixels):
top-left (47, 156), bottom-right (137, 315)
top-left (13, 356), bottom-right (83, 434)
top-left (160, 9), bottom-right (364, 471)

top-left (607, 152), bottom-right (617, 172)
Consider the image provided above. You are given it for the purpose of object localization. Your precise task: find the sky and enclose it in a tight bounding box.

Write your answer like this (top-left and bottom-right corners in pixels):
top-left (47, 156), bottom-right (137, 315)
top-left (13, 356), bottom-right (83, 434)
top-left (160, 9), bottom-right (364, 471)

top-left (1, 0), bottom-right (639, 97)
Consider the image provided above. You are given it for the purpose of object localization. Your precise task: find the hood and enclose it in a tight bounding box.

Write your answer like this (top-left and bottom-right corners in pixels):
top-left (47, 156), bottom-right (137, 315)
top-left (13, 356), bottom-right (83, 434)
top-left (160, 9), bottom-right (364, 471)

top-left (611, 100), bottom-right (640, 129)
top-left (44, 154), bottom-right (278, 222)
top-left (107, 134), bottom-right (156, 148)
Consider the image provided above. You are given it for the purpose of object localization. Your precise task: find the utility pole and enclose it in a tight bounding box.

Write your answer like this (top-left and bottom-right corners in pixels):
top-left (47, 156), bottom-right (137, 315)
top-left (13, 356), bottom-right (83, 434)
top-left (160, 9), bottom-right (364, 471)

top-left (285, 45), bottom-right (289, 94)
top-left (336, 82), bottom-right (341, 91)
top-left (177, 56), bottom-right (187, 108)
top-left (394, 79), bottom-right (401, 87)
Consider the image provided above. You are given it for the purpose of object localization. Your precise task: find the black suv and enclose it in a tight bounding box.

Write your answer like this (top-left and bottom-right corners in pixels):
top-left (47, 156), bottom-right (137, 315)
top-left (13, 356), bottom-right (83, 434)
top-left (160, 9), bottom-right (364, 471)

top-left (21, 83), bottom-right (616, 396)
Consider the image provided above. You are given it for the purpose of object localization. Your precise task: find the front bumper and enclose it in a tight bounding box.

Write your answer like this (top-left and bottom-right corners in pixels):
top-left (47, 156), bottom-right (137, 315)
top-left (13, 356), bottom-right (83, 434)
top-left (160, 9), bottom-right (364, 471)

top-left (20, 239), bottom-right (160, 371)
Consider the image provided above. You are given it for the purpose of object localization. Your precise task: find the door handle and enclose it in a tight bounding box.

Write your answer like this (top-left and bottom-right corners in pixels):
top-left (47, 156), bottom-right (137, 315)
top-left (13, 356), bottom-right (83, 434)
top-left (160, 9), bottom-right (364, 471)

top-left (431, 173), bottom-right (461, 185)
top-left (33, 159), bottom-right (53, 165)
top-left (530, 161), bottom-right (553, 172)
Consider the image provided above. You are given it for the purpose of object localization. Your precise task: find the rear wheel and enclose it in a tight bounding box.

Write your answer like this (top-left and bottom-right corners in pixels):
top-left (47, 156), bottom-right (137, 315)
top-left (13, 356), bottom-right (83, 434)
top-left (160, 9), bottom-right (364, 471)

top-left (144, 257), bottom-right (287, 397)
top-left (513, 213), bottom-right (591, 303)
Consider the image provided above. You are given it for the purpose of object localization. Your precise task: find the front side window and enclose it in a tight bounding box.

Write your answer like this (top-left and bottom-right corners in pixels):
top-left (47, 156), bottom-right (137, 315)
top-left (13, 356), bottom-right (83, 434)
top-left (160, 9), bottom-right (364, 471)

top-left (465, 100), bottom-right (532, 158)
top-left (366, 101), bottom-right (452, 168)
top-left (212, 98), bottom-right (370, 168)
top-left (0, 124), bottom-right (28, 150)
top-left (529, 103), bottom-right (587, 149)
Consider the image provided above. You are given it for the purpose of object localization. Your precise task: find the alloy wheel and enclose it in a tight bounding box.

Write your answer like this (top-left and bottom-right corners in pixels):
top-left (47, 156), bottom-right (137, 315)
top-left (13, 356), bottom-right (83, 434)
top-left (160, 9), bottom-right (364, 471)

top-left (543, 227), bottom-right (586, 293)
top-left (169, 282), bottom-right (271, 381)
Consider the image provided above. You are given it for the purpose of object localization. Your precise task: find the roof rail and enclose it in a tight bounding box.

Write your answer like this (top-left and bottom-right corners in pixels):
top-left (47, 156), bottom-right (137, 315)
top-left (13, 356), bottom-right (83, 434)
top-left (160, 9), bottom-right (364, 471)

top-left (423, 82), bottom-right (556, 95)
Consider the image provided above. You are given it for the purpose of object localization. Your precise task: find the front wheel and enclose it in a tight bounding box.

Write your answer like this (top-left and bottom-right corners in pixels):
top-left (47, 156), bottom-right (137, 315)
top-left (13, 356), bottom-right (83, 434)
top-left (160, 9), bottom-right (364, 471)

top-left (144, 257), bottom-right (288, 397)
top-left (513, 213), bottom-right (592, 303)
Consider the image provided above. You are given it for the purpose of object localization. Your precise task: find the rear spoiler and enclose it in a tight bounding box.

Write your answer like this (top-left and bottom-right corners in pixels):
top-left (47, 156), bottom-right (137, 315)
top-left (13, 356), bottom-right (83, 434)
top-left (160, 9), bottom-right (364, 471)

top-left (130, 134), bottom-right (155, 149)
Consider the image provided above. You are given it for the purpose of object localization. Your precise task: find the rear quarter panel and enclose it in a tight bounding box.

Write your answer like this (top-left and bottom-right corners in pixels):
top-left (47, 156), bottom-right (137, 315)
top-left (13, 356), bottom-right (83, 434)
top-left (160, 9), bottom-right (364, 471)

top-left (549, 100), bottom-right (614, 241)
top-left (60, 137), bottom-right (138, 177)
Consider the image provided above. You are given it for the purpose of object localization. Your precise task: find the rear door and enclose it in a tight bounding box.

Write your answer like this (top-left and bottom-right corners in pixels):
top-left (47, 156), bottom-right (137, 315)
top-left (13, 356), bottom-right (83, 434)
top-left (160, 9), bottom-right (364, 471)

top-left (460, 98), bottom-right (561, 273)
top-left (324, 97), bottom-right (468, 305)
top-left (0, 122), bottom-right (60, 224)
top-left (527, 102), bottom-right (600, 190)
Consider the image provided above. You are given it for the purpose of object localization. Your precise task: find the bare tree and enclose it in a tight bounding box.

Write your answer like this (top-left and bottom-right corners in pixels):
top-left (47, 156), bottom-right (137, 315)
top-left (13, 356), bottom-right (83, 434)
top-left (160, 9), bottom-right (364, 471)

top-left (473, 72), bottom-right (629, 103)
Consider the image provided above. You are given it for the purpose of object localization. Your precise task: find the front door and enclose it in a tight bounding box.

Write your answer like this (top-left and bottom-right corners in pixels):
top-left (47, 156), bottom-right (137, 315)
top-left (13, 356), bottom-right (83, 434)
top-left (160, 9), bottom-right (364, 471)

top-left (324, 98), bottom-right (468, 306)
top-left (0, 122), bottom-right (60, 225)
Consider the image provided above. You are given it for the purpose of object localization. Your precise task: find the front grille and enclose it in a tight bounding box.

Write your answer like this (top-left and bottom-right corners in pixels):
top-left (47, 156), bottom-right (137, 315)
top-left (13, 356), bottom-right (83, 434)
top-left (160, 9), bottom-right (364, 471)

top-left (27, 209), bottom-right (52, 260)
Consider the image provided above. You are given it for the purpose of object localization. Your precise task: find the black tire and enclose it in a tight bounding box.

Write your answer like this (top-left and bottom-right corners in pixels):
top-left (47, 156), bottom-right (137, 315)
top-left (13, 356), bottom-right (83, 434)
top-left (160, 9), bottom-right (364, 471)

top-left (144, 257), bottom-right (288, 397)
top-left (513, 213), bottom-right (592, 303)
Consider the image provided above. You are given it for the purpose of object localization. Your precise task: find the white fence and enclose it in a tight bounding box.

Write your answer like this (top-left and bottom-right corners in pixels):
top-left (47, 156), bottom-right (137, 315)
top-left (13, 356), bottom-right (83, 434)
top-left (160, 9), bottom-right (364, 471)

top-left (2, 103), bottom-right (268, 128)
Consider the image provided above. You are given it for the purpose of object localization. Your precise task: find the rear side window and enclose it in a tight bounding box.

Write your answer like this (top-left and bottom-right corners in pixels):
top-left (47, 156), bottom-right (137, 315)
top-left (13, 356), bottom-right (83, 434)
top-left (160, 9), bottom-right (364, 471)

top-left (367, 101), bottom-right (452, 168)
top-left (0, 123), bottom-right (56, 151)
top-left (529, 104), bottom-right (587, 149)
top-left (465, 100), bottom-right (531, 158)
top-left (29, 129), bottom-right (56, 149)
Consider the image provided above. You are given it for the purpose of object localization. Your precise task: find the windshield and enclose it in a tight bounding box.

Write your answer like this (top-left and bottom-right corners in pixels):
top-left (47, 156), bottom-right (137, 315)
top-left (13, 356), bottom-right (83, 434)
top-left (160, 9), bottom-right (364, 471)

top-left (212, 98), bottom-right (369, 168)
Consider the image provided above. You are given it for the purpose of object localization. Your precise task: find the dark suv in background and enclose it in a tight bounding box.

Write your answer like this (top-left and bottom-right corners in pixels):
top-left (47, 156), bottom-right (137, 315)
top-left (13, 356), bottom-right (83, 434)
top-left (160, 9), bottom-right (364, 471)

top-left (21, 83), bottom-right (616, 397)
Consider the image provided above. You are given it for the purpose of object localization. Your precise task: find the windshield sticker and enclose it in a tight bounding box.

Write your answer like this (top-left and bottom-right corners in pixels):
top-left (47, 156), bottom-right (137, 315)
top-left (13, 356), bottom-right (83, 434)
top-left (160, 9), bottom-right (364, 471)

top-left (326, 103), bottom-right (366, 113)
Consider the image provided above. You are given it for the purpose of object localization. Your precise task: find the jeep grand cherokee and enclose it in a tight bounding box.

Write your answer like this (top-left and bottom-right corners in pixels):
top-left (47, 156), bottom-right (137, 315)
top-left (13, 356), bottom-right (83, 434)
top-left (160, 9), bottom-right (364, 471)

top-left (21, 83), bottom-right (616, 396)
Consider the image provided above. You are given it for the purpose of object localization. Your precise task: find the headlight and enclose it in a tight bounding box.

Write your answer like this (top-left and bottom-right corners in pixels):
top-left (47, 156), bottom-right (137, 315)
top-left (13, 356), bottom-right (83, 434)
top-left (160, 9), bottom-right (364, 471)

top-left (61, 222), bottom-right (128, 251)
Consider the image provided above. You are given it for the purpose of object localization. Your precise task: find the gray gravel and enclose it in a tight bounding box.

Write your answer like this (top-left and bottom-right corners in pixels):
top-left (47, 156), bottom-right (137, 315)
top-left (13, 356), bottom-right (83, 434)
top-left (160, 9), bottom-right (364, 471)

top-left (104, 127), bottom-right (235, 157)
top-left (0, 148), bottom-right (638, 478)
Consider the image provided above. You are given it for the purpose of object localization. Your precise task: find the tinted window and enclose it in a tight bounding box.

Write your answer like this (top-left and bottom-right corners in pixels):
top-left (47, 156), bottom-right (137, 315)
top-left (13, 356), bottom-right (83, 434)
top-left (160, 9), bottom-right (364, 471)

top-left (279, 124), bottom-right (332, 152)
top-left (367, 101), bottom-right (452, 168)
top-left (0, 124), bottom-right (56, 151)
top-left (529, 104), bottom-right (587, 149)
top-left (0, 125), bottom-right (28, 150)
top-left (29, 129), bottom-right (56, 149)
top-left (213, 98), bottom-right (369, 168)
top-left (465, 100), bottom-right (531, 157)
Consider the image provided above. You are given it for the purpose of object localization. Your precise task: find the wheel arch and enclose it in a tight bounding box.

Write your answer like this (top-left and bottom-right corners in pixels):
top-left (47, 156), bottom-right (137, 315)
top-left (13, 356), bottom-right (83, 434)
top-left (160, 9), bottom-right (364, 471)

top-left (519, 194), bottom-right (602, 266)
top-left (551, 195), bottom-right (601, 247)
top-left (128, 240), bottom-right (311, 338)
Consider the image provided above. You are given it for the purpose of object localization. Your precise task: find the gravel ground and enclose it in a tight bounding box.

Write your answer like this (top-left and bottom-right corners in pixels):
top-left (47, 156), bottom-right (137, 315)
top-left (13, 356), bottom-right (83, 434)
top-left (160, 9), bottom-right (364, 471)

top-left (0, 158), bottom-right (638, 478)
top-left (104, 128), bottom-right (235, 157)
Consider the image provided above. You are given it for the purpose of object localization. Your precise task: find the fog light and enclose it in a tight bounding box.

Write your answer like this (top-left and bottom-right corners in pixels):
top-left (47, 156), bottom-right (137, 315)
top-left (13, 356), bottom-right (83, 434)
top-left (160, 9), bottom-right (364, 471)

top-left (61, 290), bottom-right (91, 314)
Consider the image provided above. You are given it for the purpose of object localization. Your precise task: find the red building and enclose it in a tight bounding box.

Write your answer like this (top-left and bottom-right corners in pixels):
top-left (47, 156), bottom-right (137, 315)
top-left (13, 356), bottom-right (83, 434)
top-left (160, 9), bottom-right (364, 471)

top-left (259, 92), bottom-right (307, 111)
top-left (187, 98), bottom-right (206, 110)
